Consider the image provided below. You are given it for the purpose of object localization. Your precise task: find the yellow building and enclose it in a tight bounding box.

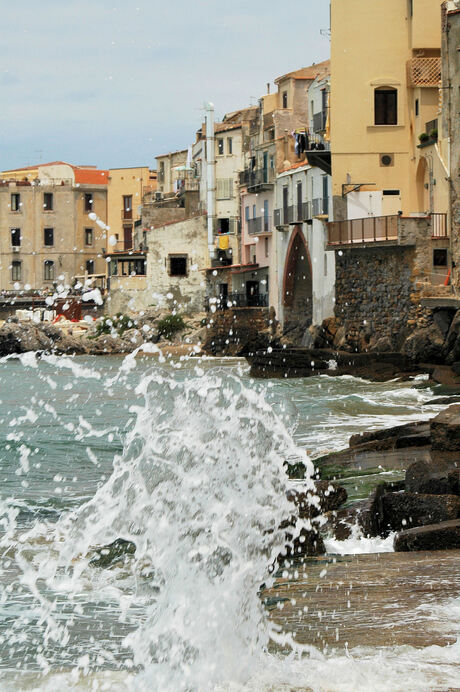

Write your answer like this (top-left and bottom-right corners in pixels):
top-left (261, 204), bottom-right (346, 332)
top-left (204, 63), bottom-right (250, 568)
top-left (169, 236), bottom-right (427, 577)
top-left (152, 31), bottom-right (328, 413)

top-left (107, 167), bottom-right (156, 252)
top-left (330, 0), bottom-right (447, 223)
top-left (0, 162), bottom-right (108, 291)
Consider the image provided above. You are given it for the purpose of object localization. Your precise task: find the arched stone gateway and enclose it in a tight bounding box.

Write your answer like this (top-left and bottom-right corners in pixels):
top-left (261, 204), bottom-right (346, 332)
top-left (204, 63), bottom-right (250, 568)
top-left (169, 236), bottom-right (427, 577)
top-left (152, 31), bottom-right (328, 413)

top-left (282, 226), bottom-right (313, 334)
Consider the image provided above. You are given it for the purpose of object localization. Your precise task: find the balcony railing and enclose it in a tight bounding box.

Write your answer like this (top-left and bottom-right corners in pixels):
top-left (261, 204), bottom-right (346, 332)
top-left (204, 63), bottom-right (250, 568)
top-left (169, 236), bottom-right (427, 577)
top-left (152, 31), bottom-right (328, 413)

top-left (274, 200), bottom-right (329, 227)
top-left (247, 216), bottom-right (271, 235)
top-left (228, 292), bottom-right (268, 308)
top-left (328, 215), bottom-right (399, 246)
top-left (121, 210), bottom-right (133, 221)
top-left (239, 168), bottom-right (275, 190)
top-left (313, 110), bottom-right (327, 133)
top-left (431, 213), bottom-right (448, 238)
top-left (407, 57), bottom-right (441, 87)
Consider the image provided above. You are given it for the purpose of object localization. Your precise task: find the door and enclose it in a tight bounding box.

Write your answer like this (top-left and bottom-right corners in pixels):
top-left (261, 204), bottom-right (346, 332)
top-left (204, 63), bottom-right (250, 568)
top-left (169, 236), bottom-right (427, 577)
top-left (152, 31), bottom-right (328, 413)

top-left (123, 226), bottom-right (133, 250)
top-left (246, 281), bottom-right (259, 307)
top-left (263, 152), bottom-right (268, 183)
top-left (322, 176), bottom-right (329, 215)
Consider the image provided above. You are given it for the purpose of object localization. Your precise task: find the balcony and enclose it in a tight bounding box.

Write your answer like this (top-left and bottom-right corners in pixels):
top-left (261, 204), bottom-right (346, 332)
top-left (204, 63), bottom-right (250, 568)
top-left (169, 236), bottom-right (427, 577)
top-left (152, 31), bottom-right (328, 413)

top-left (121, 210), bottom-right (133, 221)
top-left (239, 168), bottom-right (275, 191)
top-left (328, 215), bottom-right (399, 246)
top-left (313, 110), bottom-right (327, 133)
top-left (274, 200), bottom-right (328, 227)
top-left (407, 57), bottom-right (441, 87)
top-left (247, 216), bottom-right (271, 235)
top-left (228, 292), bottom-right (268, 308)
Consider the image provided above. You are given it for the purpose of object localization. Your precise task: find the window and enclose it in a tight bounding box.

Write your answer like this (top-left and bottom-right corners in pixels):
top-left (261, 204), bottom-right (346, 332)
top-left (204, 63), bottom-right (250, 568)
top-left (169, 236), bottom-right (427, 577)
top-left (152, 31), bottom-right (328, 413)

top-left (263, 200), bottom-right (269, 231)
top-left (169, 255), bottom-right (187, 276)
top-left (123, 195), bottom-right (132, 219)
top-left (44, 260), bottom-right (54, 281)
top-left (11, 193), bottom-right (20, 211)
top-left (433, 248), bottom-right (448, 267)
top-left (84, 193), bottom-right (93, 212)
top-left (11, 228), bottom-right (21, 247)
top-left (218, 218), bottom-right (230, 234)
top-left (282, 91), bottom-right (288, 108)
top-left (159, 161), bottom-right (165, 183)
top-left (324, 254), bottom-right (328, 277)
top-left (216, 178), bottom-right (233, 200)
top-left (374, 88), bottom-right (397, 125)
top-left (297, 181), bottom-right (303, 218)
top-left (252, 204), bottom-right (256, 218)
top-left (44, 228), bottom-right (54, 246)
top-left (415, 98), bottom-right (419, 117)
top-left (245, 206), bottom-right (250, 223)
top-left (43, 193), bottom-right (53, 211)
top-left (227, 138), bottom-right (233, 155)
top-left (86, 260), bottom-right (95, 274)
top-left (264, 237), bottom-right (269, 258)
top-left (217, 139), bottom-right (224, 155)
top-left (12, 261), bottom-right (21, 281)
top-left (85, 228), bottom-right (93, 246)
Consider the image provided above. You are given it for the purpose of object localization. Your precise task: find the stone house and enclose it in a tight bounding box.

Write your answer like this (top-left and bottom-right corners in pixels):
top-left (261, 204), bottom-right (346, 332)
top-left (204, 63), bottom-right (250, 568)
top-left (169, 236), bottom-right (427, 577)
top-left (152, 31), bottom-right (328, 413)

top-left (0, 161), bottom-right (108, 292)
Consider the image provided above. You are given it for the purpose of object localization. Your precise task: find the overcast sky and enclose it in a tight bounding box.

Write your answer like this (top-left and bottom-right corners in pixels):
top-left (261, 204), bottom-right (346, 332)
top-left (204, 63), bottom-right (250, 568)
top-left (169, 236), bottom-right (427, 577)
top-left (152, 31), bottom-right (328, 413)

top-left (1, 1), bottom-right (330, 171)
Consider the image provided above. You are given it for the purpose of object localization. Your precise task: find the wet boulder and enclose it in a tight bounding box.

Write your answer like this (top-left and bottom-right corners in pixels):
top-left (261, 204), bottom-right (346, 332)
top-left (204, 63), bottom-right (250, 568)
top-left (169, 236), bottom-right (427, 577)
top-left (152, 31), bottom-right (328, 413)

top-left (430, 405), bottom-right (460, 451)
top-left (405, 457), bottom-right (459, 495)
top-left (286, 481), bottom-right (347, 518)
top-left (283, 526), bottom-right (326, 558)
top-left (54, 335), bottom-right (89, 355)
top-left (402, 323), bottom-right (445, 364)
top-left (394, 519), bottom-right (460, 552)
top-left (382, 492), bottom-right (460, 532)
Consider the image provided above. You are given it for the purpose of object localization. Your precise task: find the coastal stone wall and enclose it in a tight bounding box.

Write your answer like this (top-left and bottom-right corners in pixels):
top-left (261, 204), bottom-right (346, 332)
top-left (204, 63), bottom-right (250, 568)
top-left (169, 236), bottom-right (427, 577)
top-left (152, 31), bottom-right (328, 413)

top-left (203, 307), bottom-right (272, 356)
top-left (334, 246), bottom-right (419, 351)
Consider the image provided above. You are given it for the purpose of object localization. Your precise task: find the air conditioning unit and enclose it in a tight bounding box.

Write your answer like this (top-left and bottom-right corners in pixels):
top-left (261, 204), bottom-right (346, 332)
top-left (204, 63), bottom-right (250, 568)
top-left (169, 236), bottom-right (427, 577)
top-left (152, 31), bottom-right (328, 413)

top-left (380, 153), bottom-right (394, 167)
top-left (12, 246), bottom-right (20, 253)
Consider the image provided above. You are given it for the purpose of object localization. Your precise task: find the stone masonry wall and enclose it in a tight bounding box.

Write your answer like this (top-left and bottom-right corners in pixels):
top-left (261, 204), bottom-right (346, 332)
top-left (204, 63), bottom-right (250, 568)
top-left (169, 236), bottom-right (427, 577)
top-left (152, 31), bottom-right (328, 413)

top-left (203, 308), bottom-right (271, 356)
top-left (334, 246), bottom-right (420, 351)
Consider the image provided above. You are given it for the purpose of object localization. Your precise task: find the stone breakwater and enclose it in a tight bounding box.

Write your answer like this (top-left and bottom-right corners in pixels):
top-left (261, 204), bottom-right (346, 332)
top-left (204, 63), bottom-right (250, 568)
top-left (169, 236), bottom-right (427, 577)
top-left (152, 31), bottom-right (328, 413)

top-left (316, 405), bottom-right (460, 552)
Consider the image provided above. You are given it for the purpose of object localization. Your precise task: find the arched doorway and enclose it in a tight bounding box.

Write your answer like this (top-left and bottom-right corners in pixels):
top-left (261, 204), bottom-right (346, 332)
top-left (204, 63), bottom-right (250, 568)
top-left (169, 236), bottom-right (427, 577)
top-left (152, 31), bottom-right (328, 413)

top-left (282, 226), bottom-right (313, 333)
top-left (416, 157), bottom-right (430, 213)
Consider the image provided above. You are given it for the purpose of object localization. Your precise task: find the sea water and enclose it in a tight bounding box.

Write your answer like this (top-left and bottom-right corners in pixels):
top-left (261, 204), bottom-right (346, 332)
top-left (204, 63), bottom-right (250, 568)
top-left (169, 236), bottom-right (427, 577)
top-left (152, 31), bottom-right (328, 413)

top-left (0, 353), bottom-right (458, 691)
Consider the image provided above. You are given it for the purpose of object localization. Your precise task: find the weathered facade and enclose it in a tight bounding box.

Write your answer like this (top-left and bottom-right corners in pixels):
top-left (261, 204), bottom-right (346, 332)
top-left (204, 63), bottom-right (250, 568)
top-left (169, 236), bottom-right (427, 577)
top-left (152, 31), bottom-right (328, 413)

top-left (107, 167), bottom-right (156, 253)
top-left (0, 162), bottom-right (108, 292)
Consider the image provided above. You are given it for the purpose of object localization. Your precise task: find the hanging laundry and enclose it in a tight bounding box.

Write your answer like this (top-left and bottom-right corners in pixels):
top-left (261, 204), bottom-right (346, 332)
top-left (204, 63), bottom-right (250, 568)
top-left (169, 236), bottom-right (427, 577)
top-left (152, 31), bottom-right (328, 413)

top-left (294, 133), bottom-right (301, 156)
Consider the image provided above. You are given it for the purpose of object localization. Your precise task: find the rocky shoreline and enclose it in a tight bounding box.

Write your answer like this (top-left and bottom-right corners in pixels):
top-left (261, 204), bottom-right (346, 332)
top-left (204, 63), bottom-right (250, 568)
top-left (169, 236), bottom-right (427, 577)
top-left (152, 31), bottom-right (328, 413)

top-left (295, 404), bottom-right (460, 556)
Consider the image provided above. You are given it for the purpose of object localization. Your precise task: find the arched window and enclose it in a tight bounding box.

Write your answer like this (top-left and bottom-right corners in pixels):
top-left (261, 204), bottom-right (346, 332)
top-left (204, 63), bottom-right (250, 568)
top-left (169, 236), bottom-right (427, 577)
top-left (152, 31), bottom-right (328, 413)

top-left (374, 87), bottom-right (397, 125)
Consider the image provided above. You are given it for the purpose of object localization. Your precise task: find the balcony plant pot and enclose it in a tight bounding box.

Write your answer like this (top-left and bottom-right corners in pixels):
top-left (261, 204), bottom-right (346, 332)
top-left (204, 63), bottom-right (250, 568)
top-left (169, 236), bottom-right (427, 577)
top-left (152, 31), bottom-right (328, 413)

top-left (419, 132), bottom-right (430, 143)
top-left (429, 129), bottom-right (438, 141)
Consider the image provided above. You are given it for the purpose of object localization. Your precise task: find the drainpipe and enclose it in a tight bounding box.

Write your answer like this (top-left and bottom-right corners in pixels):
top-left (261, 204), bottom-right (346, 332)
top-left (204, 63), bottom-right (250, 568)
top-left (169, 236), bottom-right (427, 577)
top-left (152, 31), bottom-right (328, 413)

top-left (205, 102), bottom-right (216, 258)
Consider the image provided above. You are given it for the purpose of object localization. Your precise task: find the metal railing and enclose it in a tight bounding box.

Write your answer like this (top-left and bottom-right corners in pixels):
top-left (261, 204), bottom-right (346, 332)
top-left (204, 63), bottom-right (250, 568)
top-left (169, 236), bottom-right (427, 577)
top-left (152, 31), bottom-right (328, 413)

top-left (313, 111), bottom-right (327, 133)
top-left (312, 197), bottom-right (329, 216)
top-left (121, 210), bottom-right (133, 220)
top-left (228, 292), bottom-right (268, 308)
top-left (431, 213), bottom-right (448, 238)
top-left (247, 216), bottom-right (271, 235)
top-left (327, 215), bottom-right (399, 245)
top-left (274, 207), bottom-right (294, 226)
top-left (239, 168), bottom-right (275, 189)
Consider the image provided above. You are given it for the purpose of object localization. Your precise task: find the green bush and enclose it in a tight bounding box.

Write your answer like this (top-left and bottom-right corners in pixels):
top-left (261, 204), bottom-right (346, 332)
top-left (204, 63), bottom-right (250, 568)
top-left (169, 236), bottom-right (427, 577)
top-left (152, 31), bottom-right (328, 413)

top-left (419, 132), bottom-right (429, 143)
top-left (89, 313), bottom-right (133, 339)
top-left (429, 128), bottom-right (438, 140)
top-left (157, 313), bottom-right (186, 339)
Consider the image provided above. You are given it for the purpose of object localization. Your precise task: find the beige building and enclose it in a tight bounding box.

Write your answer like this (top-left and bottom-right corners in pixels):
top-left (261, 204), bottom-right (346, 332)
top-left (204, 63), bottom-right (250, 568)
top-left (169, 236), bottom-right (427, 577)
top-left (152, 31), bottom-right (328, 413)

top-left (107, 167), bottom-right (157, 253)
top-left (0, 162), bottom-right (108, 291)
top-left (330, 0), bottom-right (446, 222)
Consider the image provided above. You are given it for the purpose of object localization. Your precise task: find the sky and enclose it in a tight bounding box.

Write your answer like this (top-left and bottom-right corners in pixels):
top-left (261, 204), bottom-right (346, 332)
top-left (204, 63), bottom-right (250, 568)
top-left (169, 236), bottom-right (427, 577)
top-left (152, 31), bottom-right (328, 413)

top-left (1, 1), bottom-right (330, 171)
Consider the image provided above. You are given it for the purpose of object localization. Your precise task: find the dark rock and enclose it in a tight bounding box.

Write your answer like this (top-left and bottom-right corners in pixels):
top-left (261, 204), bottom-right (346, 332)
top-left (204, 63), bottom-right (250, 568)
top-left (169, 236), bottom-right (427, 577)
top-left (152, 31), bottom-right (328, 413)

top-left (452, 361), bottom-right (460, 376)
top-left (405, 456), bottom-right (460, 495)
top-left (430, 405), bottom-right (460, 450)
top-left (349, 421), bottom-right (430, 449)
top-left (37, 323), bottom-right (63, 342)
top-left (424, 395), bottom-right (460, 406)
top-left (284, 527), bottom-right (326, 558)
top-left (286, 481), bottom-right (347, 519)
top-left (0, 322), bottom-right (53, 355)
top-left (394, 519), bottom-right (460, 551)
top-left (369, 336), bottom-right (393, 353)
top-left (432, 308), bottom-right (456, 339)
top-left (54, 335), bottom-right (89, 355)
top-left (443, 309), bottom-right (460, 363)
top-left (448, 469), bottom-right (460, 495)
top-left (358, 482), bottom-right (388, 537)
top-left (89, 538), bottom-right (136, 567)
top-left (382, 492), bottom-right (460, 532)
top-left (403, 323), bottom-right (445, 364)
top-left (430, 366), bottom-right (460, 386)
